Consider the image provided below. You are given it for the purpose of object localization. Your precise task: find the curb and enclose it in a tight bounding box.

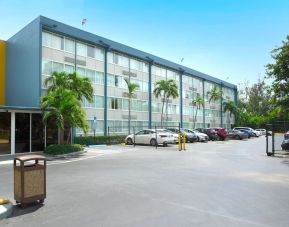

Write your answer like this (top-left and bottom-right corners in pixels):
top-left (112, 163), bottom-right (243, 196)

top-left (45, 150), bottom-right (87, 161)
top-left (0, 202), bottom-right (13, 220)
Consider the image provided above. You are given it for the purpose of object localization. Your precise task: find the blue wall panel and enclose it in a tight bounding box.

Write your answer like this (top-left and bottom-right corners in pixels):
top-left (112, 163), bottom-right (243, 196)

top-left (6, 17), bottom-right (41, 108)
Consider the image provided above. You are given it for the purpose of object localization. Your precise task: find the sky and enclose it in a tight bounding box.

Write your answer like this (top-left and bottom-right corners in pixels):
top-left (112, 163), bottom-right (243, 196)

top-left (0, 0), bottom-right (288, 86)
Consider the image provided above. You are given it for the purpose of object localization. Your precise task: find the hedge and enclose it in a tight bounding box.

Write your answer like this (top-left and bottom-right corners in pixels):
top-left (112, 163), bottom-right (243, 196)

top-left (74, 135), bottom-right (126, 146)
top-left (44, 144), bottom-right (84, 155)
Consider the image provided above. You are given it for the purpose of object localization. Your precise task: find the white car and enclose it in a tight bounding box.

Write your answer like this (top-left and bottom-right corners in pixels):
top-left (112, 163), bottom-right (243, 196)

top-left (184, 129), bottom-right (208, 142)
top-left (125, 129), bottom-right (175, 146)
top-left (156, 129), bottom-right (179, 144)
top-left (255, 129), bottom-right (266, 135)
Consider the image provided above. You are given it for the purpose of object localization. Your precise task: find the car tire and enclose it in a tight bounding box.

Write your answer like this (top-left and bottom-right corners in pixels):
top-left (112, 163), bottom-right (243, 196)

top-left (126, 138), bottom-right (133, 145)
top-left (150, 139), bottom-right (157, 146)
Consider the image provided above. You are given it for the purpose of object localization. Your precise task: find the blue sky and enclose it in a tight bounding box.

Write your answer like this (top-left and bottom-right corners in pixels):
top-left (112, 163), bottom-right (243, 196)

top-left (0, 0), bottom-right (288, 86)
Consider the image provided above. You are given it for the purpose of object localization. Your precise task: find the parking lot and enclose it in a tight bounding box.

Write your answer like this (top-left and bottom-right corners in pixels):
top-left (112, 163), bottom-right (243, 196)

top-left (1, 136), bottom-right (289, 227)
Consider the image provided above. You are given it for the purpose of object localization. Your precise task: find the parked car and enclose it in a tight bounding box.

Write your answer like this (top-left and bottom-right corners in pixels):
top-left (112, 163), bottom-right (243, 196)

top-left (238, 129), bottom-right (254, 138)
top-left (284, 131), bottom-right (289, 139)
top-left (196, 128), bottom-right (218, 141)
top-left (255, 129), bottom-right (266, 135)
top-left (233, 127), bottom-right (259, 137)
top-left (156, 129), bottom-right (179, 144)
top-left (184, 129), bottom-right (208, 142)
top-left (211, 127), bottom-right (228, 141)
top-left (281, 139), bottom-right (289, 150)
top-left (125, 129), bottom-right (175, 146)
top-left (166, 128), bottom-right (198, 143)
top-left (227, 130), bottom-right (248, 140)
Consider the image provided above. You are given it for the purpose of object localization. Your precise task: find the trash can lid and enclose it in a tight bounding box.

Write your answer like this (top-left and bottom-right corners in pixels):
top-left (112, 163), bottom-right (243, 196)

top-left (14, 155), bottom-right (46, 162)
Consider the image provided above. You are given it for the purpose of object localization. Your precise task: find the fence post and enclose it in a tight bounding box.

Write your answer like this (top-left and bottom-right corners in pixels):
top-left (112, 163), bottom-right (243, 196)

top-left (272, 124), bottom-right (275, 156)
top-left (133, 126), bottom-right (135, 147)
top-left (178, 122), bottom-right (181, 151)
top-left (155, 125), bottom-right (158, 149)
top-left (108, 127), bottom-right (111, 145)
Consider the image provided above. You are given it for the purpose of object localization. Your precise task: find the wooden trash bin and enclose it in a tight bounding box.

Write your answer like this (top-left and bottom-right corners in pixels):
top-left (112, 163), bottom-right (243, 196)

top-left (14, 155), bottom-right (46, 208)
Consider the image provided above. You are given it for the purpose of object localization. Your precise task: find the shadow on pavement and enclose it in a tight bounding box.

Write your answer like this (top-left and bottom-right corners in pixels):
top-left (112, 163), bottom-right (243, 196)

top-left (8, 203), bottom-right (44, 218)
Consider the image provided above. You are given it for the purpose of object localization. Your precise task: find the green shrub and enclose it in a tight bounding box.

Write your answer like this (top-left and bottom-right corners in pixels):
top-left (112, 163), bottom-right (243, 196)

top-left (74, 135), bottom-right (126, 146)
top-left (44, 144), bottom-right (84, 155)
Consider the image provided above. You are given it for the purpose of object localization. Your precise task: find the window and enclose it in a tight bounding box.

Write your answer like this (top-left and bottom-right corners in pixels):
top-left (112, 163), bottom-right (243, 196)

top-left (86, 69), bottom-right (95, 83)
top-left (82, 97), bottom-right (94, 108)
top-left (108, 97), bottom-right (122, 109)
top-left (107, 74), bottom-right (115, 86)
top-left (114, 54), bottom-right (119, 65)
top-left (123, 99), bottom-right (129, 110)
top-left (143, 63), bottom-right (149, 73)
top-left (65, 64), bottom-right (74, 74)
top-left (42, 60), bottom-right (52, 75)
top-left (53, 62), bottom-right (64, 73)
top-left (120, 55), bottom-right (129, 67)
top-left (95, 47), bottom-right (104, 61)
top-left (42, 32), bottom-right (64, 50)
top-left (87, 45), bottom-right (95, 58)
top-left (95, 72), bottom-right (104, 85)
top-left (115, 76), bottom-right (119, 87)
top-left (76, 42), bottom-right (87, 56)
top-left (95, 96), bottom-right (104, 108)
top-left (130, 59), bottom-right (142, 71)
top-left (77, 67), bottom-right (86, 77)
top-left (65, 38), bottom-right (75, 53)
top-left (108, 52), bottom-right (114, 63)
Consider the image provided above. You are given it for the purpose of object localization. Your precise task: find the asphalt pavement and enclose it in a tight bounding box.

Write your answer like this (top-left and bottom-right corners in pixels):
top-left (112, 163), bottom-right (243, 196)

top-left (1, 136), bottom-right (289, 227)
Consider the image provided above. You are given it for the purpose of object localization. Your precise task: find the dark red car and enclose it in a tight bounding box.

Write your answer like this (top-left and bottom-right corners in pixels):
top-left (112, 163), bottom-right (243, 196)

top-left (211, 127), bottom-right (228, 141)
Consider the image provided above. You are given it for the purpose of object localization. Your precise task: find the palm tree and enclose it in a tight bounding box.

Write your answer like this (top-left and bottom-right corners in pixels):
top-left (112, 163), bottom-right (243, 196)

top-left (207, 85), bottom-right (222, 104)
top-left (192, 96), bottom-right (204, 129)
top-left (223, 101), bottom-right (237, 127)
top-left (45, 71), bottom-right (93, 102)
top-left (124, 77), bottom-right (139, 134)
top-left (153, 79), bottom-right (179, 127)
top-left (42, 71), bottom-right (93, 144)
top-left (41, 88), bottom-right (88, 144)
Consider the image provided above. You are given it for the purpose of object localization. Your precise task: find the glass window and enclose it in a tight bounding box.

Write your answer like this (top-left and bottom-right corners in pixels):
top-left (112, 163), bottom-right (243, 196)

top-left (77, 67), bottom-right (86, 77)
top-left (108, 97), bottom-right (121, 109)
top-left (42, 32), bottom-right (64, 50)
top-left (108, 52), bottom-right (114, 63)
top-left (107, 74), bottom-right (115, 86)
top-left (115, 75), bottom-right (119, 87)
top-left (32, 114), bottom-right (44, 152)
top-left (15, 113), bottom-right (30, 153)
top-left (143, 63), bottom-right (149, 73)
top-left (0, 112), bottom-right (11, 155)
top-left (95, 96), bottom-right (104, 108)
top-left (65, 38), bottom-right (75, 53)
top-left (77, 42), bottom-right (87, 56)
top-left (87, 45), bottom-right (95, 58)
top-left (65, 64), bottom-right (74, 74)
top-left (123, 99), bottom-right (129, 110)
top-left (95, 47), bottom-right (104, 61)
top-left (95, 72), bottom-right (104, 85)
top-left (86, 69), bottom-right (95, 83)
top-left (120, 55), bottom-right (129, 67)
top-left (42, 60), bottom-right (52, 75)
top-left (53, 62), bottom-right (64, 73)
top-left (130, 59), bottom-right (142, 71)
top-left (114, 54), bottom-right (119, 65)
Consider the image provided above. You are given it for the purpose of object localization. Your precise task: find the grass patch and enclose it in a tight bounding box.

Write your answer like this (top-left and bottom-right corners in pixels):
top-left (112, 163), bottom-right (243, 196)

top-left (44, 144), bottom-right (84, 155)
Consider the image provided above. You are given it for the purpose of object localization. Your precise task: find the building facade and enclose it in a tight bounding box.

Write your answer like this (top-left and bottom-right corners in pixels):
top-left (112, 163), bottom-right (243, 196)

top-left (0, 16), bottom-right (237, 155)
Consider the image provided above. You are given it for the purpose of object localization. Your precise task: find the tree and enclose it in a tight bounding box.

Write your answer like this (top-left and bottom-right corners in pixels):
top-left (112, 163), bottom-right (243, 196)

top-left (192, 96), bottom-right (204, 129)
top-left (41, 88), bottom-right (88, 144)
top-left (153, 79), bottom-right (179, 127)
top-left (207, 85), bottom-right (222, 104)
top-left (45, 71), bottom-right (93, 102)
top-left (124, 77), bottom-right (139, 134)
top-left (223, 101), bottom-right (237, 126)
top-left (42, 71), bottom-right (93, 144)
top-left (266, 35), bottom-right (289, 112)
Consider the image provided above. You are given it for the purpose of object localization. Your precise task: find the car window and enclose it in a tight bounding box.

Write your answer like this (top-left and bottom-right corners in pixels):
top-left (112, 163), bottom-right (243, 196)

top-left (136, 130), bottom-right (145, 135)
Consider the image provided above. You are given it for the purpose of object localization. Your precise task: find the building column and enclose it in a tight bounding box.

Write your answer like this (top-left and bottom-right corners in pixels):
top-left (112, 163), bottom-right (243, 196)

top-left (202, 80), bottom-right (205, 128)
top-left (11, 111), bottom-right (15, 155)
top-left (179, 69), bottom-right (184, 128)
top-left (104, 48), bottom-right (108, 136)
top-left (220, 83), bottom-right (223, 128)
top-left (148, 62), bottom-right (152, 129)
top-left (30, 113), bottom-right (32, 152)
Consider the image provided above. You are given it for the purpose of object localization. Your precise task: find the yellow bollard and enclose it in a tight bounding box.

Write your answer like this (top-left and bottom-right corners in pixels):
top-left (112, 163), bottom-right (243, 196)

top-left (183, 133), bottom-right (186, 151)
top-left (178, 132), bottom-right (181, 151)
